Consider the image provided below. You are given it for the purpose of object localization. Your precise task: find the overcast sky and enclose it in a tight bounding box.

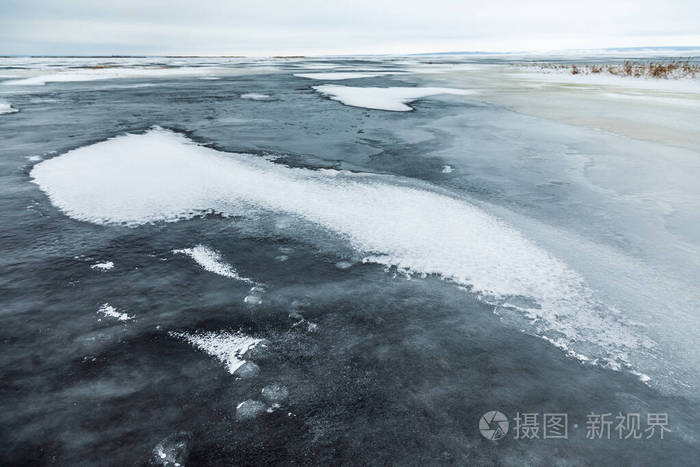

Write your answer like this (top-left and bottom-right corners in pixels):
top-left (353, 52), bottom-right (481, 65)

top-left (1, 0), bottom-right (699, 56)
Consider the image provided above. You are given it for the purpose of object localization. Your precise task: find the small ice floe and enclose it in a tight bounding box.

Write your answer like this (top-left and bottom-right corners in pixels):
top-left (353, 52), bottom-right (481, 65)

top-left (0, 101), bottom-right (18, 115)
top-left (240, 93), bottom-right (272, 100)
top-left (261, 384), bottom-right (289, 405)
top-left (26, 155), bottom-right (43, 162)
top-left (244, 285), bottom-right (265, 306)
top-left (275, 255), bottom-right (289, 262)
top-left (169, 330), bottom-right (262, 375)
top-left (244, 295), bottom-right (262, 305)
top-left (441, 165), bottom-right (454, 174)
top-left (151, 431), bottom-right (193, 467)
top-left (335, 260), bottom-right (353, 270)
top-left (97, 303), bottom-right (133, 321)
top-left (173, 245), bottom-right (255, 284)
top-left (630, 370), bottom-right (652, 384)
top-left (312, 85), bottom-right (475, 111)
top-left (278, 246), bottom-right (294, 254)
top-left (233, 361), bottom-right (260, 379)
top-left (236, 400), bottom-right (267, 421)
top-left (91, 261), bottom-right (114, 271)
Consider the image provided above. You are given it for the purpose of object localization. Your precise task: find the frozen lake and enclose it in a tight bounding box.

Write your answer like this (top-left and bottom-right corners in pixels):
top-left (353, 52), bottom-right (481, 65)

top-left (1, 55), bottom-right (699, 465)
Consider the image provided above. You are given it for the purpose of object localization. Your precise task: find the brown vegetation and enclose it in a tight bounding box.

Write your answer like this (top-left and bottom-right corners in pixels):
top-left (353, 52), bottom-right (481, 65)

top-left (531, 60), bottom-right (700, 79)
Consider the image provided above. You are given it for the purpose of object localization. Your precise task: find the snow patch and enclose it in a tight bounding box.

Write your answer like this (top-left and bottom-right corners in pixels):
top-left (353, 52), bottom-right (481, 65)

top-left (173, 245), bottom-right (254, 284)
top-left (0, 101), bottom-right (18, 114)
top-left (169, 330), bottom-right (262, 374)
top-left (97, 303), bottom-right (132, 321)
top-left (240, 93), bottom-right (272, 100)
top-left (91, 261), bottom-right (114, 271)
top-left (312, 85), bottom-right (475, 111)
top-left (294, 72), bottom-right (399, 80)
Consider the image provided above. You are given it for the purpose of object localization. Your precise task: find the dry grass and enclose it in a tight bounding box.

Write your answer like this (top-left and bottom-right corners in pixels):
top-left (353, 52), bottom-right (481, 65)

top-left (532, 60), bottom-right (700, 79)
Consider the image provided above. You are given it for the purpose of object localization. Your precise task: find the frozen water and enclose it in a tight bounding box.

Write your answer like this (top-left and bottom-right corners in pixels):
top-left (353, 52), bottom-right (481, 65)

top-left (31, 128), bottom-right (650, 373)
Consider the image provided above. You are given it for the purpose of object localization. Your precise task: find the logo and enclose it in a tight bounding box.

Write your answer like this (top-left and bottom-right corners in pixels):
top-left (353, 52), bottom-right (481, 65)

top-left (479, 411), bottom-right (509, 440)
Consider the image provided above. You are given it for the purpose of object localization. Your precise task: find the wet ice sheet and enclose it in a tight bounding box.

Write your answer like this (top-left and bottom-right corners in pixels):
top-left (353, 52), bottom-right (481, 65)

top-left (312, 85), bottom-right (475, 111)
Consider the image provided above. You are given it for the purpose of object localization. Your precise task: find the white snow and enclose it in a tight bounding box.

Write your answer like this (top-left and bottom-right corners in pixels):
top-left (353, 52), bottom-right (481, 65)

top-left (97, 303), bottom-right (133, 321)
top-left (0, 101), bottom-right (18, 114)
top-left (173, 245), bottom-right (254, 283)
top-left (169, 330), bottom-right (262, 374)
top-left (2, 67), bottom-right (222, 86)
top-left (91, 261), bottom-right (114, 270)
top-left (312, 85), bottom-right (476, 111)
top-left (240, 93), bottom-right (272, 100)
top-left (30, 128), bottom-right (651, 371)
top-left (294, 72), bottom-right (399, 80)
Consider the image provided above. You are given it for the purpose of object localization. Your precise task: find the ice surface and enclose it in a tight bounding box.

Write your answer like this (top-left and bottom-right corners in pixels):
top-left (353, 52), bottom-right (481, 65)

top-left (169, 330), bottom-right (262, 374)
top-left (32, 128), bottom-right (650, 371)
top-left (0, 101), bottom-right (18, 114)
top-left (173, 245), bottom-right (254, 283)
top-left (312, 85), bottom-right (475, 111)
top-left (97, 303), bottom-right (132, 321)
top-left (294, 72), bottom-right (399, 80)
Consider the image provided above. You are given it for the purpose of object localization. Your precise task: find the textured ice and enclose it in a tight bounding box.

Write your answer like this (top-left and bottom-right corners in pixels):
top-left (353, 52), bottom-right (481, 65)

top-left (31, 128), bottom-right (650, 370)
top-left (261, 383), bottom-right (289, 405)
top-left (173, 245), bottom-right (254, 283)
top-left (151, 431), bottom-right (192, 467)
top-left (169, 330), bottom-right (262, 375)
top-left (312, 85), bottom-right (475, 111)
top-left (294, 72), bottom-right (398, 80)
top-left (97, 303), bottom-right (132, 321)
top-left (0, 101), bottom-right (18, 114)
top-left (235, 400), bottom-right (267, 420)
